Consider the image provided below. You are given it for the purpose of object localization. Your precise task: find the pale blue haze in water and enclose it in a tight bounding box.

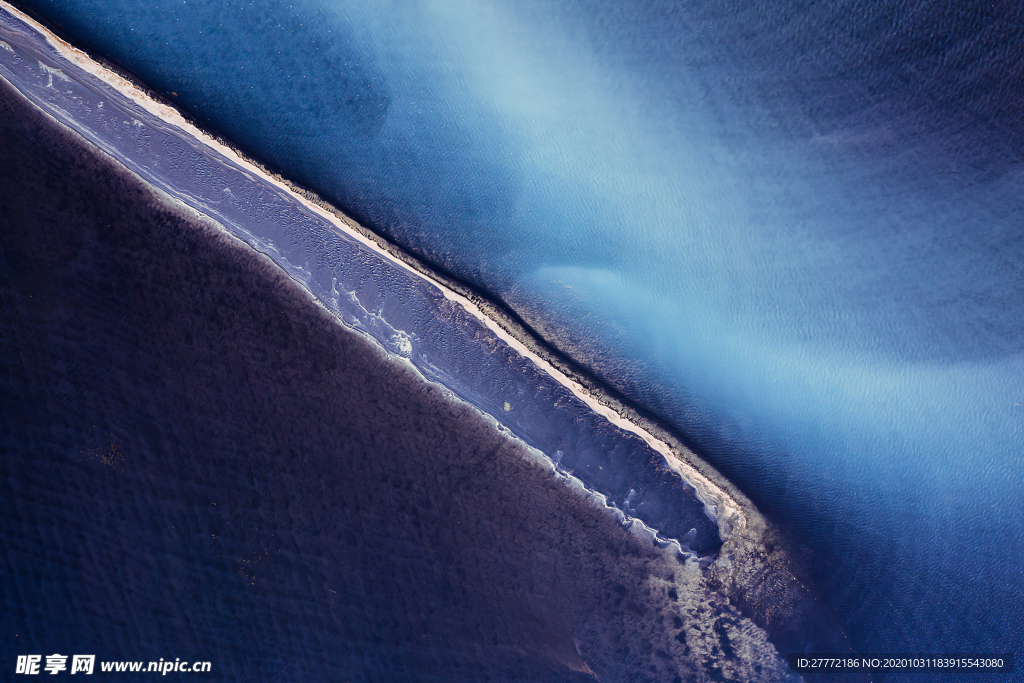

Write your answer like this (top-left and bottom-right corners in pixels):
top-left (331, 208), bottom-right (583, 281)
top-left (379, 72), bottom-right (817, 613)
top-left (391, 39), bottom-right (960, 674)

top-left (17, 0), bottom-right (1024, 672)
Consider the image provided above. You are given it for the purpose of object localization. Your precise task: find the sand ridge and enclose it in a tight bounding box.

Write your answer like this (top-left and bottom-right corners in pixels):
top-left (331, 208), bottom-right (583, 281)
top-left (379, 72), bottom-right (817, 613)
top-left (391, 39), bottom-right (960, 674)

top-left (0, 0), bottom-right (751, 542)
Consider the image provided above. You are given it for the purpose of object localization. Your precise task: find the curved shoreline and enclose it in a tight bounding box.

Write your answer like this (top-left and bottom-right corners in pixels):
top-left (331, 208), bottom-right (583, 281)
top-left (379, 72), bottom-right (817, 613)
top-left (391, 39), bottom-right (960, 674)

top-left (0, 1), bottom-right (855, 664)
top-left (0, 0), bottom-right (751, 539)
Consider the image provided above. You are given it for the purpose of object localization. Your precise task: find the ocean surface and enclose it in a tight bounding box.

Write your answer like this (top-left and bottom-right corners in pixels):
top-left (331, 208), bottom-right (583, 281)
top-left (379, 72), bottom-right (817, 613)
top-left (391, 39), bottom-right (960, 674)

top-left (2, 0), bottom-right (1023, 680)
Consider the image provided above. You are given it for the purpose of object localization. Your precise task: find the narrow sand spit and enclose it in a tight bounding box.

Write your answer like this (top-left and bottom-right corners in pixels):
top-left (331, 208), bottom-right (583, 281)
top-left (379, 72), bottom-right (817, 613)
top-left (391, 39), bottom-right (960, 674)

top-left (0, 0), bottom-right (753, 541)
top-left (1, 3), bottom-right (861, 666)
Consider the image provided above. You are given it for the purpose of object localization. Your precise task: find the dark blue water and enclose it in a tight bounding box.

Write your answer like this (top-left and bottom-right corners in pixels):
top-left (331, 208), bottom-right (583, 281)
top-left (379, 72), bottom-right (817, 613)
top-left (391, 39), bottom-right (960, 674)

top-left (7, 0), bottom-right (1024, 678)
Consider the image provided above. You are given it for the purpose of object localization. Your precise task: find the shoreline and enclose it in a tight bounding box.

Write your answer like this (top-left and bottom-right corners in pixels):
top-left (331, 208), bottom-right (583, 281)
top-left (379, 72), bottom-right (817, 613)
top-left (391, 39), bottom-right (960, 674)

top-left (0, 0), bottom-right (751, 541)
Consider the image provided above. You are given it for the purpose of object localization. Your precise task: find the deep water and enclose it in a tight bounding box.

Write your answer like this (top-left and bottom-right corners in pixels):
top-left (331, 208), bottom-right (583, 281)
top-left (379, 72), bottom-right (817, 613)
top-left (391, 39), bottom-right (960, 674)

top-left (7, 0), bottom-right (1024, 678)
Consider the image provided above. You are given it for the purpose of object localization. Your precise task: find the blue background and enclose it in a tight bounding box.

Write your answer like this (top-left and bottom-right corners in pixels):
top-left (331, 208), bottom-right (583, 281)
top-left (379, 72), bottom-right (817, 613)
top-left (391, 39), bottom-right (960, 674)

top-left (12, 0), bottom-right (1024, 673)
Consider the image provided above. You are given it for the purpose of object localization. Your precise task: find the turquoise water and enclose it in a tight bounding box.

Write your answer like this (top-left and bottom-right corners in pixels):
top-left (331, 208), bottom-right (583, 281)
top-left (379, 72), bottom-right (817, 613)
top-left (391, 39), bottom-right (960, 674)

top-left (13, 0), bottom-right (1024, 672)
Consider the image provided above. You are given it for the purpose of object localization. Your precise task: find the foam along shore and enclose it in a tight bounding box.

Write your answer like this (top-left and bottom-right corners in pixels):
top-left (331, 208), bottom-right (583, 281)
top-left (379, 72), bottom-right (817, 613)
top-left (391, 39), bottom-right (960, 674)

top-left (0, 0), bottom-right (724, 543)
top-left (0, 0), bottom-right (838, 654)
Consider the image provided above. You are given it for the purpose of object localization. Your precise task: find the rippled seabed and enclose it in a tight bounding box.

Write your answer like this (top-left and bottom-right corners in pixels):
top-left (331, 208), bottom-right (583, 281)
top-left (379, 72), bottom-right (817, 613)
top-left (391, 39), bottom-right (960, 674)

top-left (2, 0), bottom-right (1024, 681)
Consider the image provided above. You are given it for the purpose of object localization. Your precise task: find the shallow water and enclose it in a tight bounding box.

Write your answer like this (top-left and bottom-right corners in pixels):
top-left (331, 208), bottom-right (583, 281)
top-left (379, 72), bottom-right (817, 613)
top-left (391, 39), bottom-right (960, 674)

top-left (5, 0), bottom-right (1024, 677)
